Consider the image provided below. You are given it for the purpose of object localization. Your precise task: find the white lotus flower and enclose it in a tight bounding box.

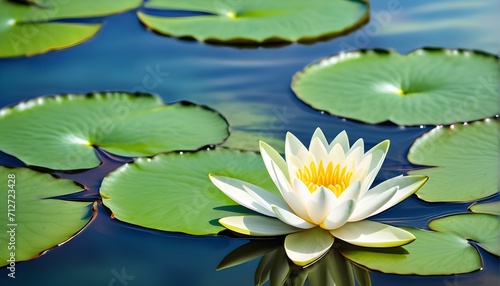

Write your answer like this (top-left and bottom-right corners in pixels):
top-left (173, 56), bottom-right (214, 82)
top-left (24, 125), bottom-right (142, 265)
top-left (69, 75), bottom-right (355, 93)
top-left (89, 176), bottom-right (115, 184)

top-left (210, 128), bottom-right (427, 266)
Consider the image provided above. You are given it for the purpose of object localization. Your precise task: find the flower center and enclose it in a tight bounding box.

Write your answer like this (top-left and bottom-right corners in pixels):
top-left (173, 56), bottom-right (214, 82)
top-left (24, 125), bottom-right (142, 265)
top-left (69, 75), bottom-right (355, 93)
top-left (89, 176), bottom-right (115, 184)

top-left (295, 160), bottom-right (353, 197)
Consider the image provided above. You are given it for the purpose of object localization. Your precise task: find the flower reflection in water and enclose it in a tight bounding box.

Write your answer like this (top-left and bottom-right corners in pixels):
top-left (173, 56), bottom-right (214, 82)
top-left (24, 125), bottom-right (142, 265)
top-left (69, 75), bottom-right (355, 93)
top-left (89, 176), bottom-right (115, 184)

top-left (218, 239), bottom-right (371, 286)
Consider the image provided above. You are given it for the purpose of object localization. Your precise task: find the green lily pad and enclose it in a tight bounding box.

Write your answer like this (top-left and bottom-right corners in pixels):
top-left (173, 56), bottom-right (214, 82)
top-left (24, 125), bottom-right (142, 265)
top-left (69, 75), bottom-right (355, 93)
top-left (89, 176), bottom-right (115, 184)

top-left (339, 228), bottom-right (482, 275)
top-left (408, 118), bottom-right (498, 202)
top-left (429, 213), bottom-right (500, 256)
top-left (137, 0), bottom-right (369, 44)
top-left (291, 48), bottom-right (499, 125)
top-left (469, 201), bottom-right (500, 216)
top-left (0, 92), bottom-right (229, 170)
top-left (100, 148), bottom-right (279, 235)
top-left (0, 166), bottom-right (95, 267)
top-left (0, 0), bottom-right (141, 58)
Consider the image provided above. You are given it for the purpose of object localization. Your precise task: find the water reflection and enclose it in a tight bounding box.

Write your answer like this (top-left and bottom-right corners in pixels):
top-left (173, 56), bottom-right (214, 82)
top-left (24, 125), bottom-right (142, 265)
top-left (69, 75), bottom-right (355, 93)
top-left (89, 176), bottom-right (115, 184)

top-left (218, 240), bottom-right (371, 286)
top-left (369, 0), bottom-right (498, 54)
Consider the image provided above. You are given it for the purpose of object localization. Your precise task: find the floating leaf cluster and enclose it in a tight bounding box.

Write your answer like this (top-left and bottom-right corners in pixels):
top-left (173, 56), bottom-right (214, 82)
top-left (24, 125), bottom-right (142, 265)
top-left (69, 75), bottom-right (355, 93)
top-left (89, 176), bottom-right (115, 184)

top-left (0, 0), bottom-right (141, 58)
top-left (0, 92), bottom-right (229, 170)
top-left (0, 0), bottom-right (498, 280)
top-left (0, 61), bottom-right (497, 277)
top-left (0, 0), bottom-right (369, 57)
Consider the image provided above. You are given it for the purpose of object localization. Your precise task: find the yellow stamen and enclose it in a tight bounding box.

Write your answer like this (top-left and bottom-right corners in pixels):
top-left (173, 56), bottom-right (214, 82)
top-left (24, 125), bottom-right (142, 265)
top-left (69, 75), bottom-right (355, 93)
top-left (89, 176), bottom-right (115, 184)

top-left (295, 160), bottom-right (353, 197)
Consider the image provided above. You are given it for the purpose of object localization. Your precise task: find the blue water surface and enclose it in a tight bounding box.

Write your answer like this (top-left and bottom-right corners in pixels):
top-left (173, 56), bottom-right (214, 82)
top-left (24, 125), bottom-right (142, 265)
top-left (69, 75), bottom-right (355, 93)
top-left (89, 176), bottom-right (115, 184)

top-left (0, 0), bottom-right (498, 285)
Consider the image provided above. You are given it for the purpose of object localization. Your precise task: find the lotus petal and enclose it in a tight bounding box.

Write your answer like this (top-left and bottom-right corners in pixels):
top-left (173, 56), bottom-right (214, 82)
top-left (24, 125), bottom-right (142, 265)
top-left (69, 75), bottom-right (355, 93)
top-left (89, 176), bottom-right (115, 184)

top-left (348, 186), bottom-right (398, 222)
top-left (307, 187), bottom-right (337, 224)
top-left (330, 220), bottom-right (415, 247)
top-left (309, 137), bottom-right (329, 164)
top-left (329, 130), bottom-right (349, 152)
top-left (310, 128), bottom-right (329, 149)
top-left (260, 141), bottom-right (289, 180)
top-left (209, 175), bottom-right (276, 217)
top-left (271, 205), bottom-right (315, 229)
top-left (219, 216), bottom-right (301, 236)
top-left (322, 200), bottom-right (355, 230)
top-left (352, 175), bottom-right (428, 220)
top-left (284, 227), bottom-right (335, 266)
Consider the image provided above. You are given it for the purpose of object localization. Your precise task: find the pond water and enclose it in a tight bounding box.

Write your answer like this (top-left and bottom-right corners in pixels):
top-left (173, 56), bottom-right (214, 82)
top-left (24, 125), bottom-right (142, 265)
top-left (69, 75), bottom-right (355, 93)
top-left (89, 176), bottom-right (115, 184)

top-left (0, 0), bottom-right (498, 285)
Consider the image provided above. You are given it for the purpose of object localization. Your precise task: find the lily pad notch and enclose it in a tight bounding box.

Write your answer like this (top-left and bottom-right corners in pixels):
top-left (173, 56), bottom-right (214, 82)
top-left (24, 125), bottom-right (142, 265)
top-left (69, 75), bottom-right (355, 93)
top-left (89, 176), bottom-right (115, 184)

top-left (137, 0), bottom-right (369, 44)
top-left (469, 201), bottom-right (500, 216)
top-left (291, 48), bottom-right (499, 125)
top-left (0, 166), bottom-right (97, 267)
top-left (0, 92), bottom-right (229, 170)
top-left (430, 213), bottom-right (500, 256)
